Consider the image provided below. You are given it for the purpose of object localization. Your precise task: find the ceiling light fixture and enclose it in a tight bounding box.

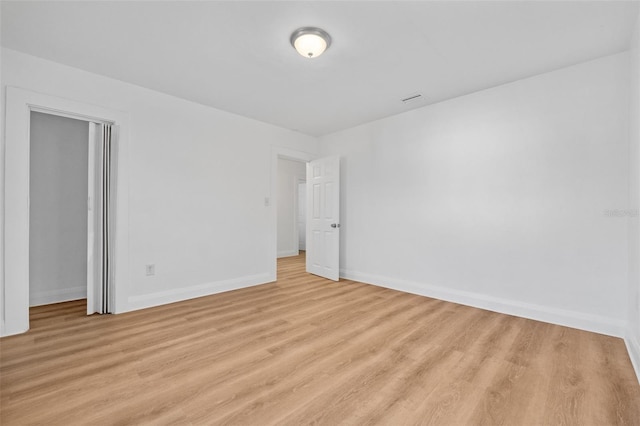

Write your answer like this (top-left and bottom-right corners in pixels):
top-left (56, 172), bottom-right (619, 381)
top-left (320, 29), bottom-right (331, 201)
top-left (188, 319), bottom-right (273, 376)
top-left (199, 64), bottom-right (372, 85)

top-left (290, 27), bottom-right (331, 59)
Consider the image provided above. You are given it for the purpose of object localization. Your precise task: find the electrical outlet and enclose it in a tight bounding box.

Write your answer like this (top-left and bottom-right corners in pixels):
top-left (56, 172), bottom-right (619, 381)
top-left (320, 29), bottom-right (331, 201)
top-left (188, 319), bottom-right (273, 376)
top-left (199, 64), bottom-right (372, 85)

top-left (145, 264), bottom-right (155, 276)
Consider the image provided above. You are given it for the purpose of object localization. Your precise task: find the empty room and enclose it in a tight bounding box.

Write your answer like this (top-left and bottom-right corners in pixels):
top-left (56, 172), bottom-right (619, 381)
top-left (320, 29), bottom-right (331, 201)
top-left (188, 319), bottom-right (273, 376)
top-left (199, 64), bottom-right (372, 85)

top-left (1, 1), bottom-right (640, 424)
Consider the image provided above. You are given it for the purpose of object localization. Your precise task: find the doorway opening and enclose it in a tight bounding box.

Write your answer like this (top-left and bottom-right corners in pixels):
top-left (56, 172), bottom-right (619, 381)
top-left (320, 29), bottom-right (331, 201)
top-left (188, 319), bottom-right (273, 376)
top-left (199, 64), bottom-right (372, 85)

top-left (28, 111), bottom-right (117, 316)
top-left (29, 112), bottom-right (89, 308)
top-left (270, 147), bottom-right (314, 282)
top-left (276, 157), bottom-right (307, 258)
top-left (270, 149), bottom-right (341, 282)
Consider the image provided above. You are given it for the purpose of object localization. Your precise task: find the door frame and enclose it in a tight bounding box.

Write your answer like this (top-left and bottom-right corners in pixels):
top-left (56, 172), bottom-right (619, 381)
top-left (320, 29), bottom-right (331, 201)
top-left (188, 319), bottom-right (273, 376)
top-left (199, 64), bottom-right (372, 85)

top-left (270, 147), bottom-right (315, 281)
top-left (295, 177), bottom-right (307, 253)
top-left (2, 87), bottom-right (130, 337)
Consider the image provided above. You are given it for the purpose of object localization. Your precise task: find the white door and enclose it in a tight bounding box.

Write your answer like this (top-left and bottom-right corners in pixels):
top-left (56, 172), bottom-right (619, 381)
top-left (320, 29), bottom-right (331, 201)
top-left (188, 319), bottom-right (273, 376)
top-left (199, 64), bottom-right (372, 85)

top-left (87, 122), bottom-right (118, 314)
top-left (87, 123), bottom-right (101, 315)
top-left (306, 156), bottom-right (340, 281)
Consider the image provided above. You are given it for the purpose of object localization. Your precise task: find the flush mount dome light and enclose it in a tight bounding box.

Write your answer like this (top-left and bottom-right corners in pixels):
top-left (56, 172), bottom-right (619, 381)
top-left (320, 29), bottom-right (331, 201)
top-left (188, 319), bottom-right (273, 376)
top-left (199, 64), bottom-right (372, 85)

top-left (290, 27), bottom-right (331, 58)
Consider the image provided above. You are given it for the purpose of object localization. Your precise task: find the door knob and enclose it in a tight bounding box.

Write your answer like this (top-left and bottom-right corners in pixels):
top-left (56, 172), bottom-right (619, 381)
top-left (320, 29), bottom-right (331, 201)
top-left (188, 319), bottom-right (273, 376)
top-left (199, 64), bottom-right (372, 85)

top-left (331, 223), bottom-right (341, 228)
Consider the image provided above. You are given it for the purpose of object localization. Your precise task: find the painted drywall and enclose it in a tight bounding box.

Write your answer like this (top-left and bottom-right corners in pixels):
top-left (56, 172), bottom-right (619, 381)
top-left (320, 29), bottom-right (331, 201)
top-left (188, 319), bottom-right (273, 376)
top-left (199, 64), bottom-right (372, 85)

top-left (627, 11), bottom-right (640, 380)
top-left (0, 48), bottom-right (317, 331)
top-left (319, 52), bottom-right (630, 336)
top-left (277, 158), bottom-right (306, 257)
top-left (29, 112), bottom-right (89, 306)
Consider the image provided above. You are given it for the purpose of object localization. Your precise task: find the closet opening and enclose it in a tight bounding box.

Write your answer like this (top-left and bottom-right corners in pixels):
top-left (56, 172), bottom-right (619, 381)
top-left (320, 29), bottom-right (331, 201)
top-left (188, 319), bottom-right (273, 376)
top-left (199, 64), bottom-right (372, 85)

top-left (28, 110), bottom-right (117, 316)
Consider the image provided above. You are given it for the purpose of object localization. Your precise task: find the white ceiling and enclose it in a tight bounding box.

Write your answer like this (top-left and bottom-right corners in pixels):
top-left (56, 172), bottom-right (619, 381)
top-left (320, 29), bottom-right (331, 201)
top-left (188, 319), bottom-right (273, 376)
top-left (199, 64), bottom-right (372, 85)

top-left (1, 1), bottom-right (638, 136)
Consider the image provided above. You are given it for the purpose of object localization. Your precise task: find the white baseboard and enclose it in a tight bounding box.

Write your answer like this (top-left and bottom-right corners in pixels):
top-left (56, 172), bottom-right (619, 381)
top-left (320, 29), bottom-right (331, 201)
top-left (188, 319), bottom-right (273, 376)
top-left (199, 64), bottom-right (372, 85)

top-left (625, 331), bottom-right (640, 384)
top-left (126, 273), bottom-right (272, 312)
top-left (277, 250), bottom-right (299, 258)
top-left (340, 269), bottom-right (626, 338)
top-left (30, 286), bottom-right (86, 307)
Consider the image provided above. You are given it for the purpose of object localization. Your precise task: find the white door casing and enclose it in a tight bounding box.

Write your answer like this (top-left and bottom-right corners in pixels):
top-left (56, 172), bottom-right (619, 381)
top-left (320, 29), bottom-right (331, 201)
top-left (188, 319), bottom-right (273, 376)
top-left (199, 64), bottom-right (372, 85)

top-left (3, 87), bottom-right (129, 337)
top-left (297, 180), bottom-right (306, 251)
top-left (306, 156), bottom-right (340, 281)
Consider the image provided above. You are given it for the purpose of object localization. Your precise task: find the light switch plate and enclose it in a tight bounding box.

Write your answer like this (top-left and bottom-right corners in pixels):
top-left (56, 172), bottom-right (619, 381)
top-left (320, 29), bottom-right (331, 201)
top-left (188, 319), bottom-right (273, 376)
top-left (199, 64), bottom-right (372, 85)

top-left (145, 264), bottom-right (155, 276)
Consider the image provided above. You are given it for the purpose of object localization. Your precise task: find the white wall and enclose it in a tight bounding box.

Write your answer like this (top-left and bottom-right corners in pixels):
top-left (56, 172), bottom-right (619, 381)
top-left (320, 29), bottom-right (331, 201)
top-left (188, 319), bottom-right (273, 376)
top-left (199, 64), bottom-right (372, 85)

top-left (2, 41), bottom-right (636, 356)
top-left (627, 11), bottom-right (640, 380)
top-left (0, 48), bottom-right (317, 332)
top-left (320, 52), bottom-right (630, 337)
top-left (277, 158), bottom-right (306, 257)
top-left (29, 112), bottom-right (89, 306)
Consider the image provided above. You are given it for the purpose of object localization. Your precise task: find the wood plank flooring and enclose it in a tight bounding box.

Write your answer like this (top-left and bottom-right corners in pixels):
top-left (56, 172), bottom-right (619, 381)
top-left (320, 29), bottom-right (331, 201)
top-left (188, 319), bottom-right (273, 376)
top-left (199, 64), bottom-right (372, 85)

top-left (1, 253), bottom-right (639, 425)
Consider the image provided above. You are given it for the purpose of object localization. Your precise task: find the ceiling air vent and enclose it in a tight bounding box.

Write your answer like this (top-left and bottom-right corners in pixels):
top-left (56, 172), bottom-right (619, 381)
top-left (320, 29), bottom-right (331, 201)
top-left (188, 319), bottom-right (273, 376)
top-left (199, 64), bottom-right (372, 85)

top-left (401, 93), bottom-right (424, 104)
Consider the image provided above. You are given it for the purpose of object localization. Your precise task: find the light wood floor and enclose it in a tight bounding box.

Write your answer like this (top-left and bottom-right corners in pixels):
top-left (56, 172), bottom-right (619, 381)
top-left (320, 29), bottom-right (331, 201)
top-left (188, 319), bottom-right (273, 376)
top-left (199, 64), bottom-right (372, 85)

top-left (1, 254), bottom-right (639, 425)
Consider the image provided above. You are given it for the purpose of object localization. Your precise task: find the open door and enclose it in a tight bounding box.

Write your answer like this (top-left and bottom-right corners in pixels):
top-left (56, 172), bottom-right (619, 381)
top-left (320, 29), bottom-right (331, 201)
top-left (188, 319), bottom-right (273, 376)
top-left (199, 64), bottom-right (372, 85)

top-left (87, 122), bottom-right (117, 314)
top-left (306, 156), bottom-right (340, 281)
top-left (87, 123), bottom-right (99, 315)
